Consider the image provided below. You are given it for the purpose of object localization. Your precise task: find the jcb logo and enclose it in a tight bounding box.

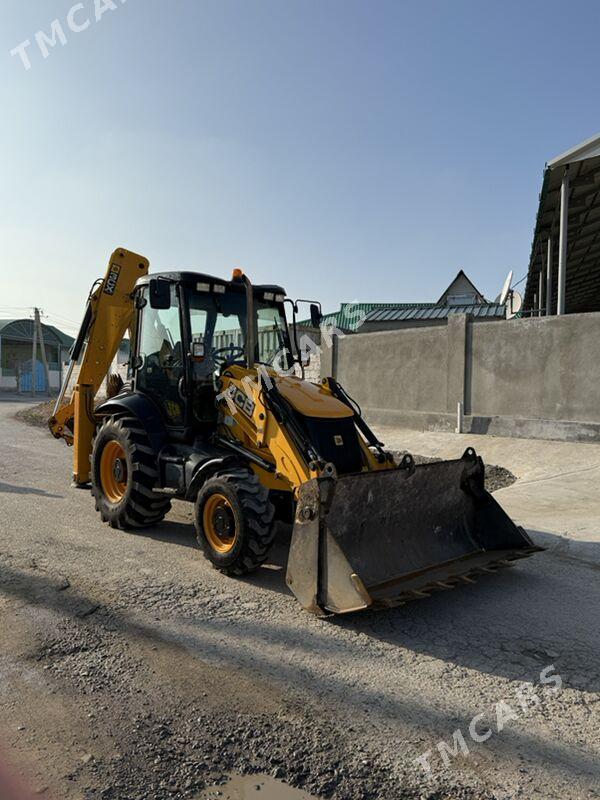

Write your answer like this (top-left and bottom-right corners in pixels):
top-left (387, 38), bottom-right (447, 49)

top-left (229, 386), bottom-right (255, 418)
top-left (103, 263), bottom-right (121, 295)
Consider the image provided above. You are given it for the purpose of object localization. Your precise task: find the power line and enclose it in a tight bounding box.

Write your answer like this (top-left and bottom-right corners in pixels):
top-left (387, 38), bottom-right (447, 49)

top-left (41, 310), bottom-right (80, 323)
top-left (40, 313), bottom-right (82, 336)
top-left (0, 307), bottom-right (81, 327)
top-left (43, 314), bottom-right (79, 325)
top-left (43, 317), bottom-right (80, 329)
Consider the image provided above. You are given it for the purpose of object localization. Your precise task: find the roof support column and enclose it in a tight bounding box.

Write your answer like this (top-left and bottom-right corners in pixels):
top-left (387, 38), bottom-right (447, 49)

top-left (557, 168), bottom-right (569, 315)
top-left (538, 269), bottom-right (544, 316)
top-left (546, 238), bottom-right (553, 316)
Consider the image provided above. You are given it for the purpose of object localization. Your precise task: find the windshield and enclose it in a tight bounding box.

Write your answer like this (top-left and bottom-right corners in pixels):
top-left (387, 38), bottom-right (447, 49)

top-left (186, 289), bottom-right (293, 372)
top-left (256, 303), bottom-right (291, 366)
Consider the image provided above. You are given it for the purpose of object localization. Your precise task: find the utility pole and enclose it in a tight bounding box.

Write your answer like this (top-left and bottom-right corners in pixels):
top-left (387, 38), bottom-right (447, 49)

top-left (35, 308), bottom-right (52, 395)
top-left (31, 310), bottom-right (37, 397)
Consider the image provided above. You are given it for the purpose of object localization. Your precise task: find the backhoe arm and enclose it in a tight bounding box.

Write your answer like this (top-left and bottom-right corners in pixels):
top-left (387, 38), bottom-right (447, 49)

top-left (49, 248), bottom-right (149, 484)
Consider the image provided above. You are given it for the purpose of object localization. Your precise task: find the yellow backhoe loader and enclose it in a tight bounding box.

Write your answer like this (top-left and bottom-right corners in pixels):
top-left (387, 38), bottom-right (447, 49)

top-left (49, 248), bottom-right (541, 615)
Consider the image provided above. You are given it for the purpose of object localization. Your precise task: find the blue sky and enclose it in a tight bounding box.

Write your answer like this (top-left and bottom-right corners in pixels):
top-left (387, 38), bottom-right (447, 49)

top-left (1, 0), bottom-right (599, 332)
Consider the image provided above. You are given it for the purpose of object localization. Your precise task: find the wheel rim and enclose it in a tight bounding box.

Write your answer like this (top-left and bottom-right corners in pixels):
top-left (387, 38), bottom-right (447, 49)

top-left (99, 440), bottom-right (128, 503)
top-left (203, 493), bottom-right (237, 553)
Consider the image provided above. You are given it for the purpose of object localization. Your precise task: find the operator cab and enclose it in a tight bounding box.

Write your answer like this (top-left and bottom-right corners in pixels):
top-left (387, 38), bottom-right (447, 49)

top-left (130, 270), bottom-right (295, 435)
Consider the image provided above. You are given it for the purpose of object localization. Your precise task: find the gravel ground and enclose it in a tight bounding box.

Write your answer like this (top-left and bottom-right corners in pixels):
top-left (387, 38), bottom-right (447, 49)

top-left (19, 598), bottom-right (396, 800)
top-left (1, 549), bottom-right (496, 800)
top-left (15, 399), bottom-right (56, 428)
top-left (2, 401), bottom-right (599, 800)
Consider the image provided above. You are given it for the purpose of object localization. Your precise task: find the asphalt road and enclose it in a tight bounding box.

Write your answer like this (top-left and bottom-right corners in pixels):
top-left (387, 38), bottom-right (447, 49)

top-left (1, 399), bottom-right (599, 800)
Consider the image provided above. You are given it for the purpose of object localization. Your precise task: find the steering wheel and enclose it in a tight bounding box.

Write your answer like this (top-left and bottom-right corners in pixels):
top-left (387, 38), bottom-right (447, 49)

top-left (212, 344), bottom-right (245, 366)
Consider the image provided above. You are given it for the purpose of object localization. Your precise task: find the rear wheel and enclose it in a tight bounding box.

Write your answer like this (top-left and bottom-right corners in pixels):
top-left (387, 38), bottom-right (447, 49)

top-left (91, 415), bottom-right (171, 530)
top-left (195, 468), bottom-right (276, 575)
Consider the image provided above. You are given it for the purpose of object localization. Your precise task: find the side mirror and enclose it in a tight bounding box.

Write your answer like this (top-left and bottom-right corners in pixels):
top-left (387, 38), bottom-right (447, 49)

top-left (149, 278), bottom-right (171, 309)
top-left (309, 303), bottom-right (322, 327)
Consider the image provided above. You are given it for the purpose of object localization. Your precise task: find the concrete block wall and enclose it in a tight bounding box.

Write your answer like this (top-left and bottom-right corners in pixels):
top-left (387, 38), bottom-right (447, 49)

top-left (466, 314), bottom-right (600, 421)
top-left (326, 311), bottom-right (600, 442)
top-left (333, 324), bottom-right (450, 414)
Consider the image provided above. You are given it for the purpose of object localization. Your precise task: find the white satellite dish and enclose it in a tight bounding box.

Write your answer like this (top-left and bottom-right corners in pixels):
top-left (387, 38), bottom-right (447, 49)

top-left (506, 290), bottom-right (523, 320)
top-left (499, 270), bottom-right (514, 306)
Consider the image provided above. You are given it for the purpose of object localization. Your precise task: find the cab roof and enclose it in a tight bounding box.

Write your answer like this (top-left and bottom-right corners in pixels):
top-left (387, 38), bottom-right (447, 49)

top-left (135, 270), bottom-right (286, 297)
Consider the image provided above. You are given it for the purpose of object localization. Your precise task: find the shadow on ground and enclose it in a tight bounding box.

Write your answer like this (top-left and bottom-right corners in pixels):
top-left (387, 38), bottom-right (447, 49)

top-left (136, 519), bottom-right (199, 550)
top-left (129, 517), bottom-right (295, 596)
top-left (0, 481), bottom-right (62, 498)
top-left (43, 506), bottom-right (600, 695)
top-left (1, 561), bottom-right (599, 787)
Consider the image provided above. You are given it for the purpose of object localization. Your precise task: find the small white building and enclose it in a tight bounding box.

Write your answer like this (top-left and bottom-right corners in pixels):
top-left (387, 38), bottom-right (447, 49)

top-left (0, 318), bottom-right (73, 393)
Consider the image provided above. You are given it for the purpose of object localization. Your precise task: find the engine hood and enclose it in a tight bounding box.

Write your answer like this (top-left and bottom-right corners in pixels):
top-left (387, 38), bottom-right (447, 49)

top-left (275, 375), bottom-right (353, 419)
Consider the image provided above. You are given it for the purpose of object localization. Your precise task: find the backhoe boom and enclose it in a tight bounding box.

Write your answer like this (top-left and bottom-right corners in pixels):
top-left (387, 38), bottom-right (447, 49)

top-left (49, 248), bottom-right (149, 484)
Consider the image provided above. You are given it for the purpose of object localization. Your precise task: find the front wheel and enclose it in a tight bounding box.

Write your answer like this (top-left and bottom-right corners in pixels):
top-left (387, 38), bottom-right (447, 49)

top-left (91, 415), bottom-right (171, 530)
top-left (194, 468), bottom-right (276, 575)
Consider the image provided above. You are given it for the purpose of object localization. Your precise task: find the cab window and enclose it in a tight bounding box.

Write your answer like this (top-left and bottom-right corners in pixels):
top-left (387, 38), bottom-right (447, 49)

top-left (256, 304), bottom-right (291, 367)
top-left (136, 285), bottom-right (185, 426)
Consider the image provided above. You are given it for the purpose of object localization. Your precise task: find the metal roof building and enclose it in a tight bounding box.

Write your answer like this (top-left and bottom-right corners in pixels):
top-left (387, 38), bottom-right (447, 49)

top-left (524, 132), bottom-right (600, 315)
top-left (357, 271), bottom-right (504, 332)
top-left (315, 302), bottom-right (435, 332)
top-left (304, 270), bottom-right (495, 333)
top-left (364, 303), bottom-right (505, 325)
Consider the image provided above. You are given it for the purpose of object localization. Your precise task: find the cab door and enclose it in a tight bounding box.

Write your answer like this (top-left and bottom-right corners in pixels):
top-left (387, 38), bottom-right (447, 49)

top-left (134, 284), bottom-right (187, 428)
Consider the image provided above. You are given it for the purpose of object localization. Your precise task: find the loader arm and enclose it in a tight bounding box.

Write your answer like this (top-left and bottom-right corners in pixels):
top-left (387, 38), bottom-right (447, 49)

top-left (49, 248), bottom-right (149, 484)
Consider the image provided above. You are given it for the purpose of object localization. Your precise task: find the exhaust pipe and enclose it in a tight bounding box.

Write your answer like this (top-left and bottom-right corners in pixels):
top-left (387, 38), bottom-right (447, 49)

top-left (241, 274), bottom-right (256, 369)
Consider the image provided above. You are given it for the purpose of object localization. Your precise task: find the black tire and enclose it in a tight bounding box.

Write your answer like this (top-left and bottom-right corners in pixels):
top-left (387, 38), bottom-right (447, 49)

top-left (91, 415), bottom-right (171, 530)
top-left (194, 468), bottom-right (276, 575)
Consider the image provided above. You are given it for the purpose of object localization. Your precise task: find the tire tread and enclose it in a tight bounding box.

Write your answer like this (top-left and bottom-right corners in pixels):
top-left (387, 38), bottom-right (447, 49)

top-left (91, 415), bottom-right (171, 531)
top-left (195, 468), bottom-right (276, 576)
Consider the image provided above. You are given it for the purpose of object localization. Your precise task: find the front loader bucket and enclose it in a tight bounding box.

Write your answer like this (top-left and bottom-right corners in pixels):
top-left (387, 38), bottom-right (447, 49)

top-left (286, 448), bottom-right (542, 615)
